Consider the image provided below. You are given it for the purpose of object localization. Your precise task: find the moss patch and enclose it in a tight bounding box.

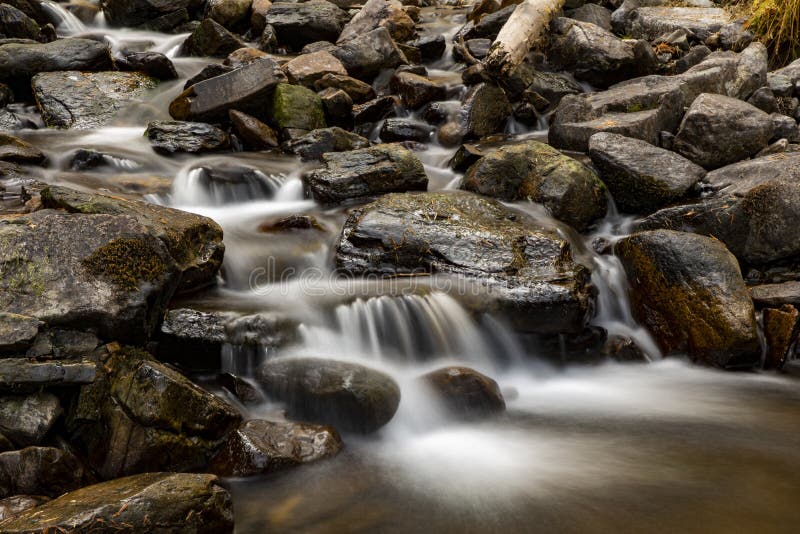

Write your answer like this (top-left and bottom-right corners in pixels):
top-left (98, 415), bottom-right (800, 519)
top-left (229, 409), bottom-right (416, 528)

top-left (83, 238), bottom-right (167, 292)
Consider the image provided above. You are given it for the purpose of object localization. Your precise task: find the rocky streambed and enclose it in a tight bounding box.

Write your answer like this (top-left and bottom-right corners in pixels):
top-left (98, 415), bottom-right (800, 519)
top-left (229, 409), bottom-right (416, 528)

top-left (0, 0), bottom-right (800, 532)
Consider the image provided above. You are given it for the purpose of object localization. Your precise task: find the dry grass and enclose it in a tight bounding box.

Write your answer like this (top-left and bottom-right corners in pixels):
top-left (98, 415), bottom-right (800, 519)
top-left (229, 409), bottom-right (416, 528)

top-left (736, 0), bottom-right (800, 66)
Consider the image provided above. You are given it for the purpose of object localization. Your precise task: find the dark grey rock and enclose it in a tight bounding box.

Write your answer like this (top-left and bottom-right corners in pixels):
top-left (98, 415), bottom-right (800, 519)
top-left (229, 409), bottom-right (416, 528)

top-left (331, 27), bottom-right (406, 80)
top-left (265, 0), bottom-right (349, 51)
top-left (0, 446), bottom-right (86, 498)
top-left (380, 118), bottom-right (434, 143)
top-left (0, 393), bottom-right (60, 447)
top-left (181, 18), bottom-right (245, 58)
top-left (146, 121), bottom-right (230, 154)
top-left (284, 127), bottom-right (370, 161)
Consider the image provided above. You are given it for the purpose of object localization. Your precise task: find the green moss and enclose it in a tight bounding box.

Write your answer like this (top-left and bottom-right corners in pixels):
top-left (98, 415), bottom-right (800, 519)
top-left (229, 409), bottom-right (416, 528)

top-left (82, 238), bottom-right (166, 292)
top-left (626, 103), bottom-right (644, 113)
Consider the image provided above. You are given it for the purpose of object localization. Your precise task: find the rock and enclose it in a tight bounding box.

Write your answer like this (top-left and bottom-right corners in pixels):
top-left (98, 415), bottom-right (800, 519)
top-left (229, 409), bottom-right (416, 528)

top-left (615, 230), bottom-right (760, 367)
top-left (0, 4), bottom-right (41, 40)
top-left (335, 191), bottom-right (594, 334)
top-left (338, 0), bottom-right (415, 44)
top-left (268, 83), bottom-right (326, 135)
top-left (230, 109), bottom-right (280, 150)
top-left (460, 140), bottom-right (607, 231)
top-left (763, 305), bottom-right (798, 369)
top-left (319, 87), bottom-right (353, 127)
top-left (390, 71), bottom-right (446, 109)
top-left (303, 143), bottom-right (426, 203)
top-left (380, 118), bottom-right (434, 143)
top-left (751, 282), bottom-right (800, 309)
top-left (158, 309), bottom-right (234, 371)
top-left (0, 313), bottom-right (41, 355)
top-left (442, 83), bottom-right (510, 144)
top-left (171, 58), bottom-right (287, 123)
top-left (566, 3), bottom-right (612, 30)
top-left (25, 328), bottom-right (99, 360)
top-left (588, 132), bottom-right (705, 213)
top-left (471, 4), bottom-right (514, 39)
top-left (0, 447), bottom-right (85, 498)
top-left (264, 0), bottom-right (348, 50)
top-left (771, 113), bottom-right (800, 143)
top-left (422, 366), bottom-right (505, 419)
top-left (0, 134), bottom-right (44, 165)
top-left (251, 0), bottom-right (272, 33)
top-left (314, 73), bottom-right (376, 103)
top-left (181, 18), bottom-right (245, 58)
top-left (218, 373), bottom-right (266, 405)
top-left (410, 34), bottom-right (445, 62)
top-left (747, 86), bottom-right (778, 114)
top-left (223, 47), bottom-right (269, 68)
top-left (116, 51), bottom-right (178, 80)
top-left (183, 63), bottom-right (233, 90)
top-left (0, 359), bottom-right (95, 393)
top-left (621, 6), bottom-right (731, 42)
top-left (32, 71), bottom-right (158, 130)
top-left (0, 38), bottom-right (111, 88)
top-left (207, 0), bottom-right (251, 30)
top-left (679, 43), bottom-right (768, 102)
top-left (145, 120), bottom-right (230, 154)
top-left (284, 51), bottom-right (347, 88)
top-left (41, 184), bottom-right (224, 295)
top-left (547, 17), bottom-right (657, 88)
top-left (210, 419), bottom-right (342, 477)
top-left (331, 27), bottom-right (406, 81)
top-left (0, 472), bottom-right (234, 533)
top-left (257, 357), bottom-right (401, 433)
top-left (102, 0), bottom-right (190, 29)
top-left (284, 127), bottom-right (370, 161)
top-left (68, 348), bottom-right (241, 478)
top-left (0, 393), bottom-right (60, 447)
top-left (673, 93), bottom-right (774, 170)
top-left (353, 95), bottom-right (397, 124)
top-left (0, 495), bottom-right (49, 523)
top-left (525, 70), bottom-right (583, 111)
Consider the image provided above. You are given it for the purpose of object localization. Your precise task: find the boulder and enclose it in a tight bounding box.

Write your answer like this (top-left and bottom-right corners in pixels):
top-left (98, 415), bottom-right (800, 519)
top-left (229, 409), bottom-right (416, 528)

top-left (284, 51), bottom-right (347, 88)
top-left (678, 43), bottom-right (768, 102)
top-left (257, 357), bottom-right (401, 433)
top-left (353, 95), bottom-right (397, 124)
top-left (210, 419), bottom-right (342, 476)
top-left (0, 38), bottom-right (112, 88)
top-left (390, 71), bottom-right (447, 109)
top-left (673, 93), bottom-right (774, 170)
top-left (0, 313), bottom-right (41, 355)
top-left (331, 27), bottom-right (406, 80)
top-left (409, 34), bottom-right (445, 62)
top-left (0, 393), bottom-right (60, 447)
top-left (264, 0), bottom-right (348, 50)
top-left (319, 87), bottom-right (353, 127)
top-left (102, 0), bottom-right (190, 29)
top-left (460, 140), bottom-right (607, 231)
top-left (170, 58), bottom-right (286, 123)
top-left (379, 118), bottom-right (434, 143)
top-left (335, 191), bottom-right (594, 334)
top-left (615, 230), bottom-right (760, 367)
top-left (32, 71), bottom-right (158, 129)
top-left (338, 0), bottom-right (414, 44)
top-left (181, 18), bottom-right (245, 57)
top-left (145, 120), bottom-right (230, 154)
top-left (422, 366), bottom-right (505, 419)
top-left (588, 132), bottom-right (705, 213)
top-left (207, 0), bottom-right (251, 30)
top-left (0, 473), bottom-right (234, 533)
top-left (314, 73), bottom-right (376, 103)
top-left (0, 447), bottom-right (85, 498)
top-left (0, 4), bottom-right (41, 40)
top-left (268, 83), bottom-right (326, 135)
top-left (566, 3), bottom-right (612, 30)
top-left (303, 143), bottom-right (427, 203)
top-left (441, 83), bottom-right (510, 144)
top-left (284, 126), bottom-right (370, 161)
top-left (0, 359), bottom-right (95, 393)
top-left (230, 109), bottom-right (280, 150)
top-left (0, 134), bottom-right (44, 165)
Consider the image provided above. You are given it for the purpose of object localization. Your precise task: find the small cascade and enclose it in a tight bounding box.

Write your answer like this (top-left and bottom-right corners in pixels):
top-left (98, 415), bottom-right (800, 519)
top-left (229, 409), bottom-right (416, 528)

top-left (171, 164), bottom-right (288, 206)
top-left (41, 1), bottom-right (87, 35)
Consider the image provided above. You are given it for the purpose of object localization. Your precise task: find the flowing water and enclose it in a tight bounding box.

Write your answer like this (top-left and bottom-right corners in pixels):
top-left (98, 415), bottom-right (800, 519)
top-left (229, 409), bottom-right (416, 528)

top-left (13, 5), bottom-right (800, 533)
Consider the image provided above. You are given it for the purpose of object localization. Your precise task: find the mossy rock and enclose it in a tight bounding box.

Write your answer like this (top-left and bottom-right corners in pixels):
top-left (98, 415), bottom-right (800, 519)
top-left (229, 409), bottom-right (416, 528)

top-left (268, 83), bottom-right (326, 133)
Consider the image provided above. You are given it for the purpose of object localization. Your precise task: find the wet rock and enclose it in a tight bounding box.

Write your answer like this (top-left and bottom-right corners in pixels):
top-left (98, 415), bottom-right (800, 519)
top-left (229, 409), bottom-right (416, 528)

top-left (264, 0), bottom-right (348, 51)
top-left (303, 143), bottom-right (426, 203)
top-left (251, 0), bottom-right (272, 33)
top-left (471, 4), bottom-right (514, 39)
top-left (380, 118), bottom-right (434, 143)
top-left (0, 134), bottom-right (44, 165)
top-left (210, 419), bottom-right (342, 476)
top-left (224, 47), bottom-right (269, 68)
top-left (257, 357), bottom-right (401, 433)
top-left (763, 305), bottom-right (798, 369)
top-left (331, 27), bottom-right (407, 81)
top-left (353, 95), bottom-right (397, 124)
top-left (145, 120), bottom-right (230, 154)
top-left (673, 93), bottom-right (774, 170)
top-left (460, 140), bottom-right (607, 231)
top-left (0, 393), bottom-right (60, 447)
top-left (0, 472), bottom-right (234, 533)
top-left (207, 0), bottom-right (251, 30)
top-left (102, 0), bottom-right (190, 30)
top-left (621, 6), bottom-right (730, 42)
top-left (410, 33), bottom-right (445, 62)
top-left (0, 446), bottom-right (85, 498)
top-left (284, 127), bottom-right (370, 161)
top-left (0, 359), bottom-right (95, 393)
top-left (230, 109), bottom-right (280, 150)
top-left (390, 71), bottom-right (447, 109)
top-left (0, 313), bottom-right (41, 355)
top-left (314, 73), bottom-right (376, 103)
top-left (268, 83), bottom-right (326, 135)
top-left (181, 18), bottom-right (245, 58)
top-left (335, 191), bottom-right (593, 334)
top-left (0, 495), bottom-right (49, 523)
top-left (116, 51), bottom-right (178, 80)
top-left (751, 282), bottom-right (800, 309)
top-left (218, 373), bottom-right (266, 405)
top-left (338, 0), bottom-right (415, 44)
top-left (171, 58), bottom-right (286, 123)
top-left (588, 132), bottom-right (705, 213)
top-left (183, 63), bottom-right (233, 90)
top-left (0, 4), bottom-right (41, 40)
top-left (0, 109), bottom-right (25, 131)
top-left (441, 83), bottom-right (510, 144)
top-left (319, 87), bottom-right (353, 127)
top-left (0, 38), bottom-right (112, 88)
top-left (32, 71), bottom-right (158, 130)
top-left (158, 309), bottom-right (235, 371)
top-left (422, 366), bottom-right (505, 419)
top-left (615, 230), bottom-right (760, 367)
top-left (547, 17), bottom-right (657, 88)
top-left (284, 51), bottom-right (347, 88)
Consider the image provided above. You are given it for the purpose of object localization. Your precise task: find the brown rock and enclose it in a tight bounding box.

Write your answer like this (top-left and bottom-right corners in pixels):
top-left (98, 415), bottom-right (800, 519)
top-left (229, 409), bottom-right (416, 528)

top-left (314, 73), bottom-right (376, 103)
top-left (284, 51), bottom-right (347, 88)
top-left (763, 305), bottom-right (798, 369)
top-left (422, 366), bottom-right (505, 419)
top-left (230, 109), bottom-right (279, 150)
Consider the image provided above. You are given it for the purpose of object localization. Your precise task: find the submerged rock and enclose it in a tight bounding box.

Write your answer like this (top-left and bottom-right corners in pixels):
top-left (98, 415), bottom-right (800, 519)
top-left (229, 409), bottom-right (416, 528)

top-left (422, 366), bottom-right (505, 419)
top-left (145, 120), bottom-right (230, 154)
top-left (257, 357), bottom-right (401, 433)
top-left (615, 230), bottom-right (760, 367)
top-left (210, 419), bottom-right (342, 477)
top-left (460, 140), bottom-right (607, 231)
top-left (0, 472), bottom-right (234, 533)
top-left (303, 143), bottom-right (427, 203)
top-left (335, 191), bottom-right (594, 334)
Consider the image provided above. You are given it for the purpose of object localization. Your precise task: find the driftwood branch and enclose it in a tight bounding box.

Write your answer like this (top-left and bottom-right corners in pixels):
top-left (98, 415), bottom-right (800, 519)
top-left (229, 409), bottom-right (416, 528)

top-left (483, 0), bottom-right (565, 76)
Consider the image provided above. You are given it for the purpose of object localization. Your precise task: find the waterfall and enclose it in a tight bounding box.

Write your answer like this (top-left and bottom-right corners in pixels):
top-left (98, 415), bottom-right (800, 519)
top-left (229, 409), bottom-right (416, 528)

top-left (41, 1), bottom-right (87, 35)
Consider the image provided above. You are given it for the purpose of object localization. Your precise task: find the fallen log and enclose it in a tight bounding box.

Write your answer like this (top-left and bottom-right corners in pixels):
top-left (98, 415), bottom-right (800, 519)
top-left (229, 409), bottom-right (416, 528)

top-left (483, 0), bottom-right (565, 77)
